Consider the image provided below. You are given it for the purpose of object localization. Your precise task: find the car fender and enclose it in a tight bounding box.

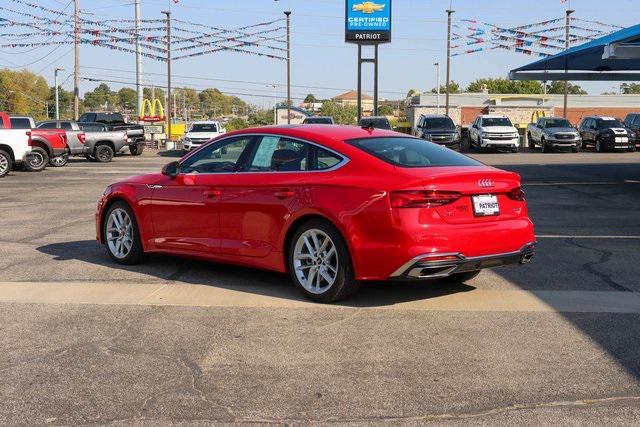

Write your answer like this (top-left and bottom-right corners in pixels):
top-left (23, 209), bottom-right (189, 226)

top-left (99, 185), bottom-right (155, 250)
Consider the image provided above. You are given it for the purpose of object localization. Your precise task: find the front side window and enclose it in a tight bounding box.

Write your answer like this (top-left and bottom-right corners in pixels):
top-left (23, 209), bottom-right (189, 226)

top-left (349, 137), bottom-right (481, 168)
top-left (482, 117), bottom-right (512, 127)
top-left (180, 136), bottom-right (253, 174)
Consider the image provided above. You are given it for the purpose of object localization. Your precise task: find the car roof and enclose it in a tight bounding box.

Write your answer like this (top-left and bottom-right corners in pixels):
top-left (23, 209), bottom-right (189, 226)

top-left (420, 114), bottom-right (452, 119)
top-left (479, 115), bottom-right (509, 118)
top-left (191, 120), bottom-right (220, 124)
top-left (360, 116), bottom-right (388, 120)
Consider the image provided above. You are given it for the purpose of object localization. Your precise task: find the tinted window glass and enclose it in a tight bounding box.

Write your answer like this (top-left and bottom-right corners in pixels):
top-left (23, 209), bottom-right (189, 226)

top-left (544, 119), bottom-right (572, 128)
top-left (95, 113), bottom-right (124, 124)
top-left (349, 137), bottom-right (481, 168)
top-left (10, 118), bottom-right (32, 129)
top-left (78, 113), bottom-right (96, 123)
top-left (190, 123), bottom-right (218, 132)
top-left (37, 122), bottom-right (57, 129)
top-left (60, 122), bottom-right (73, 131)
top-left (312, 146), bottom-right (343, 170)
top-left (303, 117), bottom-right (333, 124)
top-left (482, 117), bottom-right (512, 127)
top-left (633, 115), bottom-right (640, 126)
top-left (423, 117), bottom-right (455, 130)
top-left (181, 136), bottom-right (253, 174)
top-left (359, 117), bottom-right (391, 129)
top-left (80, 123), bottom-right (105, 132)
top-left (596, 119), bottom-right (624, 129)
top-left (248, 136), bottom-right (309, 172)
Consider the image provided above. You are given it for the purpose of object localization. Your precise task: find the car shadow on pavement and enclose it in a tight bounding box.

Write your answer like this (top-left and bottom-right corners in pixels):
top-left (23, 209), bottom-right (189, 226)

top-left (36, 239), bottom-right (475, 308)
top-left (158, 150), bottom-right (186, 158)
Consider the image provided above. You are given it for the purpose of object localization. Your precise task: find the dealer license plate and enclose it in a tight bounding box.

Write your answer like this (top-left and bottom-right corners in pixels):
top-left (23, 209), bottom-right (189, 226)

top-left (472, 194), bottom-right (500, 217)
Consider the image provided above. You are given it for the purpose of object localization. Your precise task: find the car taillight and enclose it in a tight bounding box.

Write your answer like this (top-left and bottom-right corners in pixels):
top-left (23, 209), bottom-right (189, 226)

top-left (390, 190), bottom-right (461, 208)
top-left (78, 132), bottom-right (86, 144)
top-left (507, 186), bottom-right (526, 201)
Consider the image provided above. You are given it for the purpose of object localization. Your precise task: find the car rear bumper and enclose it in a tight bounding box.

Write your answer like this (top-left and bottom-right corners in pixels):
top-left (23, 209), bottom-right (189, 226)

top-left (390, 242), bottom-right (536, 279)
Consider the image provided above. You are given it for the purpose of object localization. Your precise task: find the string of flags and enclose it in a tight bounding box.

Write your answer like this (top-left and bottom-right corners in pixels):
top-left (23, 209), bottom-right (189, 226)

top-left (453, 16), bottom-right (623, 58)
top-left (1, 0), bottom-right (288, 63)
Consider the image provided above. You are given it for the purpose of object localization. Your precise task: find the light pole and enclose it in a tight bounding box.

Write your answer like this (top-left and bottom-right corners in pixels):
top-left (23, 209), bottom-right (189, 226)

top-left (54, 67), bottom-right (64, 120)
top-left (269, 84), bottom-right (278, 125)
top-left (284, 10), bottom-right (292, 124)
top-left (434, 62), bottom-right (440, 114)
top-left (563, 8), bottom-right (574, 118)
top-left (445, 9), bottom-right (454, 116)
top-left (161, 10), bottom-right (172, 143)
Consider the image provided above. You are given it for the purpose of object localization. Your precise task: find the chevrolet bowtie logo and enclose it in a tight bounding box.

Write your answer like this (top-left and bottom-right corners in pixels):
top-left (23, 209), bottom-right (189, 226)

top-left (352, 1), bottom-right (385, 13)
top-left (478, 179), bottom-right (495, 188)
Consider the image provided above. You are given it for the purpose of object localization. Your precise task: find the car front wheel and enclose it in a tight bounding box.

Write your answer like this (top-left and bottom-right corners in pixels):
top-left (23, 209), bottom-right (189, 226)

top-left (129, 144), bottom-right (144, 156)
top-left (288, 219), bottom-right (358, 303)
top-left (103, 201), bottom-right (143, 265)
top-left (49, 152), bottom-right (69, 167)
top-left (0, 149), bottom-right (12, 177)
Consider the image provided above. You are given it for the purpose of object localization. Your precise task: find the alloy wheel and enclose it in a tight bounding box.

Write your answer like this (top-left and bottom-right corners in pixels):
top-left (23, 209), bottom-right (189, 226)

top-left (51, 154), bottom-right (68, 167)
top-left (0, 154), bottom-right (8, 175)
top-left (293, 229), bottom-right (339, 294)
top-left (28, 151), bottom-right (45, 169)
top-left (106, 208), bottom-right (134, 259)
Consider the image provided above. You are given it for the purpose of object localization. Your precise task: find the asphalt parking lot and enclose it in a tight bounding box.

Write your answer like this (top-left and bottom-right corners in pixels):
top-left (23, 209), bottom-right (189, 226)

top-left (1, 149), bottom-right (640, 424)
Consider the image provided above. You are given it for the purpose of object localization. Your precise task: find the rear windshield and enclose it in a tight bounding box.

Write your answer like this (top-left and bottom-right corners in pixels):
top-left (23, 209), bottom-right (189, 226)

top-left (423, 117), bottom-right (455, 130)
top-left (10, 118), bottom-right (32, 129)
top-left (349, 137), bottom-right (481, 168)
top-left (482, 117), bottom-right (512, 127)
top-left (303, 117), bottom-right (333, 124)
top-left (359, 118), bottom-right (391, 129)
top-left (544, 119), bottom-right (572, 128)
top-left (190, 123), bottom-right (218, 132)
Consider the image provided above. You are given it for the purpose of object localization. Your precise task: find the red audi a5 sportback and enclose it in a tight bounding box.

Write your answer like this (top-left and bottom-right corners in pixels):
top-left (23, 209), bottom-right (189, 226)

top-left (96, 125), bottom-right (535, 302)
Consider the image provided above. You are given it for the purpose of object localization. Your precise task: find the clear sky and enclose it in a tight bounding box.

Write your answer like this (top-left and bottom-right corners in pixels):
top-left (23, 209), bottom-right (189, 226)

top-left (2, 0), bottom-right (638, 108)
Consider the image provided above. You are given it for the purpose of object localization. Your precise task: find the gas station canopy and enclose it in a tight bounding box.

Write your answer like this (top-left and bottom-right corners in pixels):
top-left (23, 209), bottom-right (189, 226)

top-left (509, 24), bottom-right (640, 81)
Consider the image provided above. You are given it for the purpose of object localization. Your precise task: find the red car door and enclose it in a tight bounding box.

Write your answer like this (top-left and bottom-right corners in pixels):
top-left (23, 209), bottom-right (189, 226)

top-left (151, 136), bottom-right (254, 255)
top-left (214, 135), bottom-right (313, 257)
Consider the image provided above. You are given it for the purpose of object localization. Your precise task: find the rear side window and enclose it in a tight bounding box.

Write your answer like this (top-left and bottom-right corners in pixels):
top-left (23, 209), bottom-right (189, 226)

top-left (60, 122), bottom-right (73, 131)
top-left (10, 118), bottom-right (32, 129)
top-left (37, 121), bottom-right (58, 129)
top-left (349, 137), bottom-right (481, 168)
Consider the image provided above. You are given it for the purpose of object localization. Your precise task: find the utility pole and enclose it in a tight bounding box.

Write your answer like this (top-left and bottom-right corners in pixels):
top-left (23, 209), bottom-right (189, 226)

top-left (134, 0), bottom-right (143, 120)
top-left (284, 10), bottom-right (292, 124)
top-left (73, 0), bottom-right (80, 120)
top-left (563, 8), bottom-right (574, 118)
top-left (271, 84), bottom-right (277, 125)
top-left (162, 10), bottom-right (172, 143)
top-left (54, 67), bottom-right (64, 120)
top-left (445, 9), bottom-right (454, 116)
top-left (434, 62), bottom-right (440, 114)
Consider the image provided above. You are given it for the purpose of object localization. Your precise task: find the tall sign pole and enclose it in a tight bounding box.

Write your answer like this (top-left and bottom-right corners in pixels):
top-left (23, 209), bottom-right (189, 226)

top-left (73, 0), bottom-right (80, 120)
top-left (345, 0), bottom-right (392, 121)
top-left (135, 0), bottom-right (143, 120)
top-left (162, 10), bottom-right (172, 143)
top-left (434, 62), bottom-right (440, 114)
top-left (445, 9), bottom-right (454, 116)
top-left (285, 10), bottom-right (292, 124)
top-left (563, 8), bottom-right (574, 118)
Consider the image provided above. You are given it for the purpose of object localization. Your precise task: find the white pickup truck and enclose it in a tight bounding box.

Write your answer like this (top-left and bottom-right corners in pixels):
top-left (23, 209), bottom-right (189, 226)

top-left (182, 121), bottom-right (226, 152)
top-left (469, 115), bottom-right (520, 152)
top-left (0, 113), bottom-right (67, 177)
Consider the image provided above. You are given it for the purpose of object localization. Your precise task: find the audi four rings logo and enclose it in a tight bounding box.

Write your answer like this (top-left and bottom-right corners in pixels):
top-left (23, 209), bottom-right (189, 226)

top-left (478, 179), bottom-right (495, 188)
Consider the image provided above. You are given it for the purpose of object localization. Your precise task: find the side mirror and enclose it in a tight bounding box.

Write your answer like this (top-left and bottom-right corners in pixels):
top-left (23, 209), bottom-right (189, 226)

top-left (472, 124), bottom-right (477, 129)
top-left (162, 161), bottom-right (180, 179)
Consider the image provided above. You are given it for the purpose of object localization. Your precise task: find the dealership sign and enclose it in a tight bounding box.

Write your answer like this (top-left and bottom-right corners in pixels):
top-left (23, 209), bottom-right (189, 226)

top-left (345, 0), bottom-right (392, 44)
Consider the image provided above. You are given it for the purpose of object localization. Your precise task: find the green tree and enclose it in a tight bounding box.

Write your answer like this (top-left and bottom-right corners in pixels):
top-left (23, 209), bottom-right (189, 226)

top-left (406, 88), bottom-right (420, 98)
top-left (304, 93), bottom-right (317, 103)
top-left (0, 69), bottom-right (50, 120)
top-left (199, 88), bottom-right (246, 117)
top-left (247, 108), bottom-right (274, 126)
top-left (143, 87), bottom-right (166, 103)
top-left (431, 81), bottom-right (461, 94)
top-left (545, 81), bottom-right (587, 95)
top-left (116, 87), bottom-right (137, 111)
top-left (48, 85), bottom-right (73, 119)
top-left (467, 78), bottom-right (543, 94)
top-left (225, 117), bottom-right (248, 131)
top-left (319, 100), bottom-right (357, 125)
top-left (620, 83), bottom-right (640, 94)
top-left (378, 104), bottom-right (395, 116)
top-left (83, 83), bottom-right (118, 111)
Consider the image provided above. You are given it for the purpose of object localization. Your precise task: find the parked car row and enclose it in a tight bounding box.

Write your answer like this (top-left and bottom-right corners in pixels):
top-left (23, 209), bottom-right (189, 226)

top-left (0, 111), bottom-right (147, 178)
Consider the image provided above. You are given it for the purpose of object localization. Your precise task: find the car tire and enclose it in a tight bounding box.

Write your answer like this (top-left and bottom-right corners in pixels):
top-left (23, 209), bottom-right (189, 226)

top-left (49, 152), bottom-right (69, 167)
top-left (24, 147), bottom-right (48, 172)
top-left (129, 144), bottom-right (144, 156)
top-left (288, 219), bottom-right (359, 303)
top-left (443, 270), bottom-right (481, 283)
top-left (85, 153), bottom-right (96, 162)
top-left (527, 133), bottom-right (535, 149)
top-left (572, 146), bottom-right (579, 153)
top-left (511, 146), bottom-right (519, 153)
top-left (103, 201), bottom-right (144, 265)
top-left (95, 144), bottom-right (114, 163)
top-left (0, 149), bottom-right (12, 177)
top-left (595, 139), bottom-right (602, 153)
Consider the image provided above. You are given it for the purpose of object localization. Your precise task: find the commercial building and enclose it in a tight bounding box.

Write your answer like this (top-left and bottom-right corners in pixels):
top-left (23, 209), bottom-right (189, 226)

top-left (332, 90), bottom-right (374, 113)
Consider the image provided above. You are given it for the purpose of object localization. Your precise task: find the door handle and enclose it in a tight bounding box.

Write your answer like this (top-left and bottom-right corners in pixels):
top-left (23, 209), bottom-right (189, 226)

top-left (274, 189), bottom-right (294, 199)
top-left (203, 189), bottom-right (222, 198)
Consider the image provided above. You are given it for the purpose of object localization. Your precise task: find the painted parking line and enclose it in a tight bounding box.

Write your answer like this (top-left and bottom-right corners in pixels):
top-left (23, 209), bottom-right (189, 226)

top-left (0, 282), bottom-right (638, 313)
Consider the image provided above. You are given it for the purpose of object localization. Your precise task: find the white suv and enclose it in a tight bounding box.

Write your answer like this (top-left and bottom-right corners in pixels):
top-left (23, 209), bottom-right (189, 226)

top-left (469, 115), bottom-right (520, 152)
top-left (182, 121), bottom-right (225, 152)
